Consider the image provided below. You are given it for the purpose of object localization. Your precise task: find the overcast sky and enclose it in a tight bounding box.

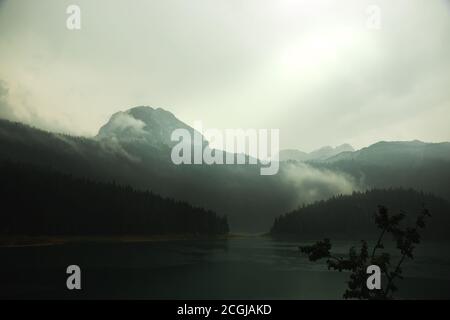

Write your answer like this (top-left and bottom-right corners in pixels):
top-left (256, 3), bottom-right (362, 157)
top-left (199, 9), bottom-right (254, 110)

top-left (0, 0), bottom-right (449, 151)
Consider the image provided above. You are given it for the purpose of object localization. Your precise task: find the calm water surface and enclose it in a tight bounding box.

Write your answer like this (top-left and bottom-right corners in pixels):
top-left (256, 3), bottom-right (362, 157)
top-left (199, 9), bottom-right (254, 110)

top-left (1, 236), bottom-right (450, 299)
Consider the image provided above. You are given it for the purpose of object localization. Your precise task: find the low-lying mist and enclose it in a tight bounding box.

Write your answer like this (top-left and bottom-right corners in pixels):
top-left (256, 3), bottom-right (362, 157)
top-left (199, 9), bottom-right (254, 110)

top-left (278, 161), bottom-right (359, 207)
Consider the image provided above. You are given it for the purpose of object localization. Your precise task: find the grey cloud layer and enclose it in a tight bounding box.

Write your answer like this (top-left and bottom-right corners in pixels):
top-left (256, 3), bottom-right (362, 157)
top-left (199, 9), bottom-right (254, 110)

top-left (0, 0), bottom-right (449, 151)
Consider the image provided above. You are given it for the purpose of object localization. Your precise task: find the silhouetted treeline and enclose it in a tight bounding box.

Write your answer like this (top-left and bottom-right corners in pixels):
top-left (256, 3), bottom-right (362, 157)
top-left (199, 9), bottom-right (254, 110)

top-left (0, 161), bottom-right (229, 236)
top-left (271, 189), bottom-right (450, 240)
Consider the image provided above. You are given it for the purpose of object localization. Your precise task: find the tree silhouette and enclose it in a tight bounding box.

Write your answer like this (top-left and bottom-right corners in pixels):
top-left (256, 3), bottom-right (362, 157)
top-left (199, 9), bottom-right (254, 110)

top-left (0, 161), bottom-right (229, 236)
top-left (299, 205), bottom-right (431, 299)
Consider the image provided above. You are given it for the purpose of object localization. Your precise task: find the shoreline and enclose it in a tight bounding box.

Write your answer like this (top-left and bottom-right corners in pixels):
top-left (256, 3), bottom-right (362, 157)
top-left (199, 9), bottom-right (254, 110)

top-left (0, 234), bottom-right (239, 248)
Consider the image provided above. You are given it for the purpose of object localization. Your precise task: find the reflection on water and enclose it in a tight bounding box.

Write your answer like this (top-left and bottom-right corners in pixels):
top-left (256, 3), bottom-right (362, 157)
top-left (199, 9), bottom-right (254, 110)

top-left (1, 236), bottom-right (450, 299)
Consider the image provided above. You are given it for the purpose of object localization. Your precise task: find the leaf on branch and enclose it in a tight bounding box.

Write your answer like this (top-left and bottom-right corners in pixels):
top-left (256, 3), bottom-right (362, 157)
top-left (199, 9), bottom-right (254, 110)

top-left (299, 238), bottom-right (331, 262)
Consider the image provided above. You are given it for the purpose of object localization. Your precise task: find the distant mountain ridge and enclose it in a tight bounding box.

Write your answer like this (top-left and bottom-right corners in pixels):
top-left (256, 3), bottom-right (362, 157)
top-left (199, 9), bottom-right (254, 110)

top-left (281, 140), bottom-right (450, 166)
top-left (307, 140), bottom-right (450, 202)
top-left (324, 140), bottom-right (450, 165)
top-left (279, 144), bottom-right (354, 162)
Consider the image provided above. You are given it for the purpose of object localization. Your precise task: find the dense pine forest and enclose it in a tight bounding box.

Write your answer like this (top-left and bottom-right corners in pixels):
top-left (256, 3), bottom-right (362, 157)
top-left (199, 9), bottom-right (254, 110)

top-left (271, 189), bottom-right (450, 240)
top-left (0, 161), bottom-right (229, 236)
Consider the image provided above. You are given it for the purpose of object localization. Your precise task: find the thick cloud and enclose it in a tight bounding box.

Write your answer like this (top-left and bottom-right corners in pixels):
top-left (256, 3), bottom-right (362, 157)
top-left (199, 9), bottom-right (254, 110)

top-left (279, 162), bottom-right (358, 206)
top-left (0, 0), bottom-right (449, 150)
top-left (0, 80), bottom-right (16, 121)
top-left (97, 112), bottom-right (147, 138)
top-left (0, 79), bottom-right (68, 132)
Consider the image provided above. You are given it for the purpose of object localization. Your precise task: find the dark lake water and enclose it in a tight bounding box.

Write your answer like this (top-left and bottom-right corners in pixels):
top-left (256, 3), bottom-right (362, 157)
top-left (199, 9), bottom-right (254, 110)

top-left (1, 236), bottom-right (450, 299)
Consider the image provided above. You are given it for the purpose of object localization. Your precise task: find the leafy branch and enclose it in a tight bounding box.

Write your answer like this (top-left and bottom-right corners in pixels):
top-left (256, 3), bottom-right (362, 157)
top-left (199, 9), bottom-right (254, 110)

top-left (299, 205), bottom-right (431, 299)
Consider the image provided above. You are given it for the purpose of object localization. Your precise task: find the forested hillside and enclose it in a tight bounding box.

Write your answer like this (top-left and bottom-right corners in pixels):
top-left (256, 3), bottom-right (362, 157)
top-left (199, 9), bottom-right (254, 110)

top-left (0, 161), bottom-right (229, 236)
top-left (271, 189), bottom-right (450, 240)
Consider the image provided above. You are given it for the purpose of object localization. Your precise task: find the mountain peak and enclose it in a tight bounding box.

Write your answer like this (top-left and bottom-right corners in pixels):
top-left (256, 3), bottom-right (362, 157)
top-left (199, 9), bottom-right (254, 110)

top-left (308, 144), bottom-right (354, 160)
top-left (336, 143), bottom-right (354, 151)
top-left (127, 105), bottom-right (175, 117)
top-left (96, 106), bottom-right (200, 147)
